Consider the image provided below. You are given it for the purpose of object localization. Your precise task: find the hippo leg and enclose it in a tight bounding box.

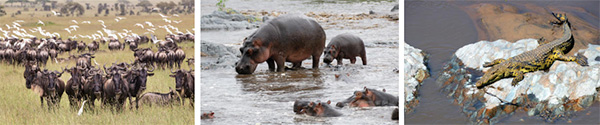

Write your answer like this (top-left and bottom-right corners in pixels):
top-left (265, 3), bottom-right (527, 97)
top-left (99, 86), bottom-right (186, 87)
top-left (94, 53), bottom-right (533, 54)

top-left (274, 55), bottom-right (285, 72)
top-left (336, 56), bottom-right (343, 65)
top-left (361, 52), bottom-right (367, 65)
top-left (350, 57), bottom-right (356, 64)
top-left (292, 62), bottom-right (302, 69)
top-left (267, 58), bottom-right (275, 71)
top-left (312, 53), bottom-right (320, 69)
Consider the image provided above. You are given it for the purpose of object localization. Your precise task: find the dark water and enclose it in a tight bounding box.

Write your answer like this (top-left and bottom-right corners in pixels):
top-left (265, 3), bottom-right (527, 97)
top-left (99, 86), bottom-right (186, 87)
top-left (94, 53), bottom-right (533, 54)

top-left (404, 0), bottom-right (599, 124)
top-left (201, 0), bottom-right (399, 124)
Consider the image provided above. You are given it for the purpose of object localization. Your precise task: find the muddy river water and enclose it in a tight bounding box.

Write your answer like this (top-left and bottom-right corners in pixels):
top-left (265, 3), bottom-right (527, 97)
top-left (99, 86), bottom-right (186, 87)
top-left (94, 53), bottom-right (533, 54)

top-left (405, 1), bottom-right (599, 124)
top-left (201, 0), bottom-right (399, 124)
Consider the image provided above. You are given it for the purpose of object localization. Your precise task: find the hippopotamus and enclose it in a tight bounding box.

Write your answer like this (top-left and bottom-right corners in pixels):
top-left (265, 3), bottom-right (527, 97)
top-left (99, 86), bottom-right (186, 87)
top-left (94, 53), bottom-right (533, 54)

top-left (336, 87), bottom-right (398, 108)
top-left (235, 15), bottom-right (326, 74)
top-left (323, 33), bottom-right (367, 65)
top-left (295, 100), bottom-right (342, 117)
top-left (201, 111), bottom-right (215, 119)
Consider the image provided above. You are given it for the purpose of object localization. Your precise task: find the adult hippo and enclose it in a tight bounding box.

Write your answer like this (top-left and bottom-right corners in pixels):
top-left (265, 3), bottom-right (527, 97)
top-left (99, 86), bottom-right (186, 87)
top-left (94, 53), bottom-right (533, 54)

top-left (336, 87), bottom-right (398, 108)
top-left (235, 15), bottom-right (326, 74)
top-left (323, 33), bottom-right (367, 65)
top-left (297, 100), bottom-right (342, 117)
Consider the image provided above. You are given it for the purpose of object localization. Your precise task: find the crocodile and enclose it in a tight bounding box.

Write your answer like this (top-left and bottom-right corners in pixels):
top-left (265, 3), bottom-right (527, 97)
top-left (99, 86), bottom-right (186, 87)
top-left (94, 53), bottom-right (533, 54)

top-left (475, 12), bottom-right (588, 89)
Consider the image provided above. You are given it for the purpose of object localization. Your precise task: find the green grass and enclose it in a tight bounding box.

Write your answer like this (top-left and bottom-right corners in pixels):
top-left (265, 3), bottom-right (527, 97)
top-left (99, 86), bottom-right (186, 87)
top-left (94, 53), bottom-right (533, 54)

top-left (0, 4), bottom-right (195, 124)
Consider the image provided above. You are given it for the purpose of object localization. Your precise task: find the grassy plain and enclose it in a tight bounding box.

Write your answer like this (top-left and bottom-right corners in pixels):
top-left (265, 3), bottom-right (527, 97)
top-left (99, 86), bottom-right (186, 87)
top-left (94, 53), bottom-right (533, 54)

top-left (0, 2), bottom-right (195, 124)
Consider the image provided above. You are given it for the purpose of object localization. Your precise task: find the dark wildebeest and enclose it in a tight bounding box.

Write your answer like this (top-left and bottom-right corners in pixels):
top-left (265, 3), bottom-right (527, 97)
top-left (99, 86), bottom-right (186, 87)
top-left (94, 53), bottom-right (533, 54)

top-left (173, 47), bottom-right (185, 69)
top-left (133, 48), bottom-right (154, 66)
top-left (48, 49), bottom-right (58, 63)
top-left (87, 41), bottom-right (99, 53)
top-left (170, 69), bottom-right (194, 106)
top-left (76, 53), bottom-right (95, 69)
top-left (64, 66), bottom-right (86, 109)
top-left (135, 87), bottom-right (181, 107)
top-left (138, 35), bottom-right (149, 44)
top-left (27, 68), bottom-right (65, 110)
top-left (108, 39), bottom-right (123, 51)
top-left (102, 64), bottom-right (131, 111)
top-left (77, 42), bottom-right (86, 53)
top-left (154, 48), bottom-right (168, 70)
top-left (128, 40), bottom-right (138, 51)
top-left (25, 47), bottom-right (37, 64)
top-left (125, 64), bottom-right (155, 109)
top-left (36, 48), bottom-right (49, 66)
top-left (82, 68), bottom-right (105, 110)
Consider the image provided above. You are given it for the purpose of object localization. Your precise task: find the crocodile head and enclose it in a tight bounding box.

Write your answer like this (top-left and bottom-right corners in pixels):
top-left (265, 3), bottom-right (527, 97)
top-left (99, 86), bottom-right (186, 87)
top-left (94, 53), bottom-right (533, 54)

top-left (475, 64), bottom-right (508, 89)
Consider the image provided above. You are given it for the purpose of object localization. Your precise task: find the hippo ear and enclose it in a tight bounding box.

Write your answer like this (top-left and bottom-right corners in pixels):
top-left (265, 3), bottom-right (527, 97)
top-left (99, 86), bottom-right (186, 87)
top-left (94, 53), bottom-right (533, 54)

top-left (382, 88), bottom-right (386, 92)
top-left (331, 45), bottom-right (335, 50)
top-left (327, 100), bottom-right (331, 105)
top-left (308, 102), bottom-right (314, 107)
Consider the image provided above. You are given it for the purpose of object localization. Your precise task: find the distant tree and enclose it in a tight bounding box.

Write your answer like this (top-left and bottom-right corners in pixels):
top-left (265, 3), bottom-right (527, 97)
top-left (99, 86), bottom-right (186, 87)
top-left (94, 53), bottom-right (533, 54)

top-left (118, 0), bottom-right (130, 4)
top-left (61, 2), bottom-right (84, 16)
top-left (0, 5), bottom-right (6, 16)
top-left (180, 0), bottom-right (193, 9)
top-left (136, 0), bottom-right (152, 12)
top-left (156, 1), bottom-right (176, 14)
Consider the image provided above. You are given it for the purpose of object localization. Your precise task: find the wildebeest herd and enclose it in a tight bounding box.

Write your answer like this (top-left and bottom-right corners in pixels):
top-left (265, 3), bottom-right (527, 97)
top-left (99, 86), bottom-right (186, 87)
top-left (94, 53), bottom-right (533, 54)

top-left (0, 33), bottom-right (195, 112)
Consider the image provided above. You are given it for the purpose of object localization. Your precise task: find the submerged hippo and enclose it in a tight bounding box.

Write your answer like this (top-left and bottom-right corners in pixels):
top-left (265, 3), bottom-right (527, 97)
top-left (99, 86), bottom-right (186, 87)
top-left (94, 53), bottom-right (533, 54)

top-left (235, 15), bottom-right (326, 74)
top-left (323, 33), bottom-right (367, 65)
top-left (201, 111), bottom-right (215, 119)
top-left (296, 100), bottom-right (342, 117)
top-left (336, 87), bottom-right (398, 108)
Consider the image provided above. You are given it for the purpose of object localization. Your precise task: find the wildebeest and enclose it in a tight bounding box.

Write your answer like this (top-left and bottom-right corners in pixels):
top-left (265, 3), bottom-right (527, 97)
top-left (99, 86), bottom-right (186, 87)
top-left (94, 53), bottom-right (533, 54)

top-left (64, 66), bottom-right (86, 109)
top-left (27, 68), bottom-right (65, 110)
top-left (87, 41), bottom-right (99, 53)
top-left (170, 69), bottom-right (194, 106)
top-left (186, 58), bottom-right (194, 70)
top-left (77, 42), bottom-right (86, 53)
top-left (82, 68), bottom-right (105, 110)
top-left (154, 48), bottom-right (168, 70)
top-left (36, 48), bottom-right (49, 66)
top-left (108, 39), bottom-right (123, 51)
top-left (172, 47), bottom-right (185, 69)
top-left (76, 53), bottom-right (95, 69)
top-left (125, 64), bottom-right (155, 109)
top-left (133, 48), bottom-right (154, 66)
top-left (135, 87), bottom-right (181, 107)
top-left (102, 64), bottom-right (131, 111)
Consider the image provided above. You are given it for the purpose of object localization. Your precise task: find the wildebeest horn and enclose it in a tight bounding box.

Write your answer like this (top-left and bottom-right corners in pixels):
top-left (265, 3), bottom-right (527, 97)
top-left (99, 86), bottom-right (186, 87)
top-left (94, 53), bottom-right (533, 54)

top-left (148, 65), bottom-right (155, 72)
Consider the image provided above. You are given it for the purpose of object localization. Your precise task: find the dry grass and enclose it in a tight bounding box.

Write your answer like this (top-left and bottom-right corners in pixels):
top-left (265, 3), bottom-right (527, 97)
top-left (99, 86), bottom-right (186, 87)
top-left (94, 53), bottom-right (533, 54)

top-left (0, 2), bottom-right (195, 124)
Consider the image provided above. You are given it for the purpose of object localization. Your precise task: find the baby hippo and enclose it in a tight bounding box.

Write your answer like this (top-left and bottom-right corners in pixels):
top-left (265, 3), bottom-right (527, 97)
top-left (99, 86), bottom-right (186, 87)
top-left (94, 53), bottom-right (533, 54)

top-left (295, 100), bottom-right (342, 117)
top-left (323, 33), bottom-right (367, 65)
top-left (136, 87), bottom-right (181, 107)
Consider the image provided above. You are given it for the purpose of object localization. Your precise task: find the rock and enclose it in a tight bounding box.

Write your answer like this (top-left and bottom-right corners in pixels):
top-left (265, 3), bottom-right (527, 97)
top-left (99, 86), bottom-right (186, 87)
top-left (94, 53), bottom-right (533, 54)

top-left (201, 11), bottom-right (261, 31)
top-left (200, 41), bottom-right (241, 69)
top-left (404, 43), bottom-right (429, 113)
top-left (438, 39), bottom-right (600, 124)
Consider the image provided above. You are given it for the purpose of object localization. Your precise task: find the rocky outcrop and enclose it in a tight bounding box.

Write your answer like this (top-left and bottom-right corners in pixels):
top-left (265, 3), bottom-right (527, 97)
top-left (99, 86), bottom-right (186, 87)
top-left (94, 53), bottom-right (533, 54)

top-left (437, 39), bottom-right (600, 124)
top-left (404, 43), bottom-right (429, 113)
top-left (200, 41), bottom-right (240, 69)
top-left (201, 11), bottom-right (261, 31)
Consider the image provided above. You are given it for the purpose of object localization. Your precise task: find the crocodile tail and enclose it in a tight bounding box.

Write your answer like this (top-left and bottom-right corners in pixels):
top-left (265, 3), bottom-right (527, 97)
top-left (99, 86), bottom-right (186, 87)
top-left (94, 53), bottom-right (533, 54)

top-left (551, 12), bottom-right (571, 28)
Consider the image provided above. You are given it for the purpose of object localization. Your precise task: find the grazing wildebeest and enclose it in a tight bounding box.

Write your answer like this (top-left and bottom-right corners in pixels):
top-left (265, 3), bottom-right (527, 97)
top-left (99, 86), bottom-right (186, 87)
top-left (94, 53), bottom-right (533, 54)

top-left (82, 68), bottom-right (105, 110)
top-left (102, 64), bottom-right (131, 111)
top-left (125, 64), bottom-right (155, 109)
top-left (170, 69), bottom-right (194, 106)
top-left (173, 47), bottom-right (185, 69)
top-left (108, 39), bottom-right (123, 51)
top-left (133, 48), bottom-right (154, 66)
top-left (65, 66), bottom-right (86, 109)
top-left (87, 41), bottom-right (99, 53)
top-left (154, 48), bottom-right (168, 70)
top-left (76, 53), bottom-right (95, 69)
top-left (135, 87), bottom-right (181, 107)
top-left (77, 42), bottom-right (86, 53)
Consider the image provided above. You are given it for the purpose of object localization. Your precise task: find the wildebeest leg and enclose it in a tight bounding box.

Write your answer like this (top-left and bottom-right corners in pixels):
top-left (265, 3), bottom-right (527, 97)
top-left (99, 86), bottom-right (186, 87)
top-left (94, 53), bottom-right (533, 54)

top-left (40, 97), bottom-right (44, 108)
top-left (266, 58), bottom-right (275, 71)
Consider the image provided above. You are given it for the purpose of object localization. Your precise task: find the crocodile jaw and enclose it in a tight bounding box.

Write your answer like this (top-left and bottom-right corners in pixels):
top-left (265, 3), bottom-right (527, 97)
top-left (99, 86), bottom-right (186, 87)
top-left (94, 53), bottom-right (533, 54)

top-left (476, 66), bottom-right (505, 89)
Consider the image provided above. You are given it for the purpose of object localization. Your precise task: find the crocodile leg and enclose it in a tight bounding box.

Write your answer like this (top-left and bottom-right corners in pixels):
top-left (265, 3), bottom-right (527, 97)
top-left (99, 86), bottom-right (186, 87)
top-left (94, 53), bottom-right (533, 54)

top-left (554, 50), bottom-right (589, 66)
top-left (511, 71), bottom-right (524, 86)
top-left (483, 59), bottom-right (506, 67)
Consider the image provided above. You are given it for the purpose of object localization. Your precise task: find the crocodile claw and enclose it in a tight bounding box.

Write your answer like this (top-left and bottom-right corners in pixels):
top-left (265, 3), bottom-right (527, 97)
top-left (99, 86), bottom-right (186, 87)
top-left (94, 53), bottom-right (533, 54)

top-left (576, 54), bottom-right (588, 66)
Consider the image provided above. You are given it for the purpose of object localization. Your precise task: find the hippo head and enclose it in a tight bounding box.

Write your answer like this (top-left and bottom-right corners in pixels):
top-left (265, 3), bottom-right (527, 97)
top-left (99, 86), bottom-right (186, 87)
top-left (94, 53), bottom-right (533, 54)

top-left (323, 45), bottom-right (338, 65)
top-left (235, 38), bottom-right (270, 74)
top-left (302, 101), bottom-right (331, 117)
top-left (349, 90), bottom-right (376, 107)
